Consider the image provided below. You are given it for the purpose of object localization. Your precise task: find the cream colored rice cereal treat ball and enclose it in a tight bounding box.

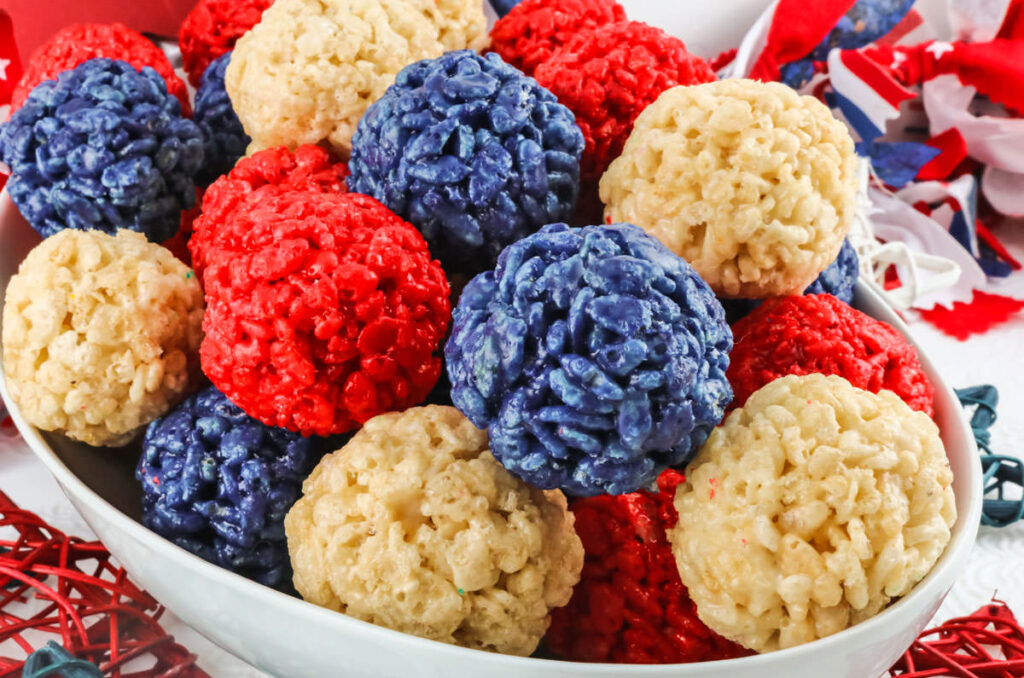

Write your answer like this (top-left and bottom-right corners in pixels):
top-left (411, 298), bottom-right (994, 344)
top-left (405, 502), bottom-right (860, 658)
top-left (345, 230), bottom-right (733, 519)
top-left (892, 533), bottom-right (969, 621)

top-left (285, 405), bottom-right (583, 655)
top-left (2, 230), bottom-right (204, 446)
top-left (669, 374), bottom-right (956, 653)
top-left (226, 0), bottom-right (487, 157)
top-left (600, 79), bottom-right (857, 298)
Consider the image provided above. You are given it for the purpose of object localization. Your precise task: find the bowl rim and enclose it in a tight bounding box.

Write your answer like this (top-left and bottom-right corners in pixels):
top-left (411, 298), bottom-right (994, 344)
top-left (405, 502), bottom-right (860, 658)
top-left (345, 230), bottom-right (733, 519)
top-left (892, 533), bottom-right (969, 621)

top-left (0, 191), bottom-right (983, 673)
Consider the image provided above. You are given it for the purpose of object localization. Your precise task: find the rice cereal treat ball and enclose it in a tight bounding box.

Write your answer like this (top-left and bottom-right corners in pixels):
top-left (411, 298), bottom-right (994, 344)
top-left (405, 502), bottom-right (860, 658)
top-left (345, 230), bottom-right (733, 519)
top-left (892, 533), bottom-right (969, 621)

top-left (137, 386), bottom-right (318, 588)
top-left (193, 52), bottom-right (251, 186)
top-left (720, 238), bottom-right (860, 323)
top-left (669, 374), bottom-right (956, 652)
top-left (534, 21), bottom-right (716, 182)
top-left (226, 0), bottom-right (485, 157)
top-left (601, 79), bottom-right (858, 299)
top-left (728, 294), bottom-right (934, 416)
top-left (0, 58), bottom-right (204, 242)
top-left (2, 230), bottom-right (204, 447)
top-left (200, 191), bottom-right (450, 436)
top-left (547, 470), bottom-right (752, 663)
top-left (178, 0), bottom-right (274, 87)
top-left (189, 144), bottom-right (348, 279)
top-left (489, 0), bottom-right (626, 76)
top-left (347, 51), bottom-right (584, 274)
top-left (445, 223), bottom-right (733, 497)
top-left (11, 23), bottom-right (191, 115)
top-left (285, 405), bottom-right (583, 654)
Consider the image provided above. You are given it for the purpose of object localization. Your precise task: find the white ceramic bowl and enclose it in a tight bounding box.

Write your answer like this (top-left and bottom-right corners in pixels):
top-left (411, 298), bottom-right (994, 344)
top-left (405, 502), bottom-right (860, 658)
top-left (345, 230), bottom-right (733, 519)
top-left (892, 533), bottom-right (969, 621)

top-left (0, 184), bottom-right (983, 678)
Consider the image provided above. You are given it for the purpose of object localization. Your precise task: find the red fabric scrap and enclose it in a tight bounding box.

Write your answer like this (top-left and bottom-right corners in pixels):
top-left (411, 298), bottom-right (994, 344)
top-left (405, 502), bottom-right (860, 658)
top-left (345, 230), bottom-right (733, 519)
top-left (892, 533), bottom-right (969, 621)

top-left (917, 128), bottom-right (969, 181)
top-left (918, 290), bottom-right (1024, 340)
top-left (748, 0), bottom-right (856, 82)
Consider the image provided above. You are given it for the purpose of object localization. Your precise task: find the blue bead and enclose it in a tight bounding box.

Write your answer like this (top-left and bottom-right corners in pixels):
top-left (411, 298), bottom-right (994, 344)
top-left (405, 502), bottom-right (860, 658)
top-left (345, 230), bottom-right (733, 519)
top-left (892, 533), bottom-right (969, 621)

top-left (136, 386), bottom-right (321, 590)
top-left (445, 223), bottom-right (733, 496)
top-left (348, 51), bottom-right (584, 274)
top-left (194, 52), bottom-right (250, 184)
top-left (0, 58), bottom-right (203, 242)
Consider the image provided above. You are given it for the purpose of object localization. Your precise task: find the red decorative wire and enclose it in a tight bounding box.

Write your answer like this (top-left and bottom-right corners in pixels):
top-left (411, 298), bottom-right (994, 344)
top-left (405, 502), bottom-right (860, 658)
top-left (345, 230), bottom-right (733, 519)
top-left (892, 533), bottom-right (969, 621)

top-left (890, 601), bottom-right (1024, 677)
top-left (0, 491), bottom-right (208, 677)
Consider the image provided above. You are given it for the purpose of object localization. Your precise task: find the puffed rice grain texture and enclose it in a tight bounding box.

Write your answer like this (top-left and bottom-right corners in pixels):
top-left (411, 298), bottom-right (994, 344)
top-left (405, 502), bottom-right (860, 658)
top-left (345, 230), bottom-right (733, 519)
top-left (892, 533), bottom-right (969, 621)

top-left (601, 79), bottom-right (857, 298)
top-left (669, 374), bottom-right (956, 652)
top-left (285, 405), bottom-right (583, 655)
top-left (2, 230), bottom-right (204, 446)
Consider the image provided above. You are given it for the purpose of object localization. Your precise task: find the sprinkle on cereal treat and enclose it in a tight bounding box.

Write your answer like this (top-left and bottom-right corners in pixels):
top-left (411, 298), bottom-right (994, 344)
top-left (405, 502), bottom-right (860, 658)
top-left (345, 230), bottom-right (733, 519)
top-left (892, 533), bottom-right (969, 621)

top-left (189, 144), bottom-right (348, 279)
top-left (445, 223), bottom-right (732, 497)
top-left (669, 374), bottom-right (956, 653)
top-left (199, 191), bottom-right (450, 437)
top-left (534, 21), bottom-right (716, 183)
top-left (178, 0), bottom-right (274, 88)
top-left (11, 23), bottom-right (191, 115)
top-left (226, 0), bottom-right (485, 158)
top-left (285, 405), bottom-right (583, 655)
top-left (193, 52), bottom-right (251, 186)
top-left (347, 50), bottom-right (584, 274)
top-left (601, 79), bottom-right (858, 299)
top-left (489, 0), bottom-right (625, 76)
top-left (0, 58), bottom-right (204, 242)
top-left (1, 230), bottom-right (204, 447)
top-left (137, 385), bottom-right (318, 589)
top-left (547, 470), bottom-right (752, 664)
top-left (728, 294), bottom-right (934, 415)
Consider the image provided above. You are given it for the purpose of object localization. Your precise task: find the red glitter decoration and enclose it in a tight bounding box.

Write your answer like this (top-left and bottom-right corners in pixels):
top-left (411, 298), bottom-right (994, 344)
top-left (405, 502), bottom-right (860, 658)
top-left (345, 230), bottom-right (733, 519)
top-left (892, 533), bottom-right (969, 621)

top-left (11, 23), bottom-right (191, 116)
top-left (199, 190), bottom-right (451, 437)
top-left (546, 471), bottom-right (752, 664)
top-left (178, 0), bottom-right (274, 87)
top-left (918, 290), bottom-right (1024, 342)
top-left (489, 0), bottom-right (626, 76)
top-left (0, 491), bottom-right (207, 677)
top-left (189, 145), bottom-right (349, 280)
top-left (534, 20), bottom-right (716, 181)
top-left (890, 600), bottom-right (1024, 676)
top-left (728, 294), bottom-right (935, 416)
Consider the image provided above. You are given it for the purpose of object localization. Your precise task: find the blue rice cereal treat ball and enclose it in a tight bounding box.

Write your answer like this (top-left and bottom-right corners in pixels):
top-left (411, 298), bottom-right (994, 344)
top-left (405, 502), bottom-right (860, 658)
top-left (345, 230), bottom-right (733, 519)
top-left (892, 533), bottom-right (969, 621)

top-left (193, 52), bottom-right (250, 185)
top-left (0, 58), bottom-right (203, 242)
top-left (445, 223), bottom-right (733, 496)
top-left (348, 50), bottom-right (585, 274)
top-left (137, 385), bottom-right (317, 588)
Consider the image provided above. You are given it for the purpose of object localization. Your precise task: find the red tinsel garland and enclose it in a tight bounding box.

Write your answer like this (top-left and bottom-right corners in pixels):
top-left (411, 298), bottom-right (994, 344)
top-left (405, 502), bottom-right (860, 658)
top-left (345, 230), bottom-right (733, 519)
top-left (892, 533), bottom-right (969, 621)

top-left (0, 491), bottom-right (208, 677)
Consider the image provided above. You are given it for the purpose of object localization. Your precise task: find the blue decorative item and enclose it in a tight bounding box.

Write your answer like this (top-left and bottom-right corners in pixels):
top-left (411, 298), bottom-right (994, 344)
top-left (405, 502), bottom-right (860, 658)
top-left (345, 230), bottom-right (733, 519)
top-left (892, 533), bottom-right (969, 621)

top-left (956, 385), bottom-right (1024, 528)
top-left (445, 223), bottom-right (733, 497)
top-left (348, 50), bottom-right (584, 274)
top-left (0, 58), bottom-right (204, 242)
top-left (781, 0), bottom-right (917, 88)
top-left (23, 642), bottom-right (102, 678)
top-left (722, 238), bottom-right (860, 323)
top-left (136, 386), bottom-right (317, 589)
top-left (193, 52), bottom-right (250, 185)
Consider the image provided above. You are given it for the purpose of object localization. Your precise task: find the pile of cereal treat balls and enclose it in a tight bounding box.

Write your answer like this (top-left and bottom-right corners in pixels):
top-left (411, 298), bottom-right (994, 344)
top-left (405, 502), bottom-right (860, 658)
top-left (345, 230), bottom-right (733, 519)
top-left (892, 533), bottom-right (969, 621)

top-left (0, 0), bottom-right (959, 667)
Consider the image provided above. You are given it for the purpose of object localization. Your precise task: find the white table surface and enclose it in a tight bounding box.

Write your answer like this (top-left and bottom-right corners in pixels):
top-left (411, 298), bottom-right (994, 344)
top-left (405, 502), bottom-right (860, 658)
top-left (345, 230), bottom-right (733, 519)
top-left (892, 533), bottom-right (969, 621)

top-left (3, 221), bottom-right (1022, 677)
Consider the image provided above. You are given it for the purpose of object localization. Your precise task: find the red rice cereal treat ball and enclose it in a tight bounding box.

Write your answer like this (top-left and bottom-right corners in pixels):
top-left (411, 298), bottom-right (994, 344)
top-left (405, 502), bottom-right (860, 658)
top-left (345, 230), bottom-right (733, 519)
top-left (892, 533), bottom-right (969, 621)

top-left (489, 0), bottom-right (625, 76)
top-left (670, 374), bottom-right (956, 652)
top-left (199, 190), bottom-right (450, 436)
top-left (601, 79), bottom-right (858, 298)
top-left (729, 294), bottom-right (935, 416)
top-left (189, 145), bottom-right (349, 279)
top-left (178, 0), bottom-right (274, 87)
top-left (534, 21), bottom-right (716, 182)
top-left (226, 0), bottom-right (485, 157)
top-left (2, 230), bottom-right (204, 447)
top-left (547, 470), bottom-right (751, 664)
top-left (12, 23), bottom-right (191, 116)
top-left (285, 405), bottom-right (583, 654)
